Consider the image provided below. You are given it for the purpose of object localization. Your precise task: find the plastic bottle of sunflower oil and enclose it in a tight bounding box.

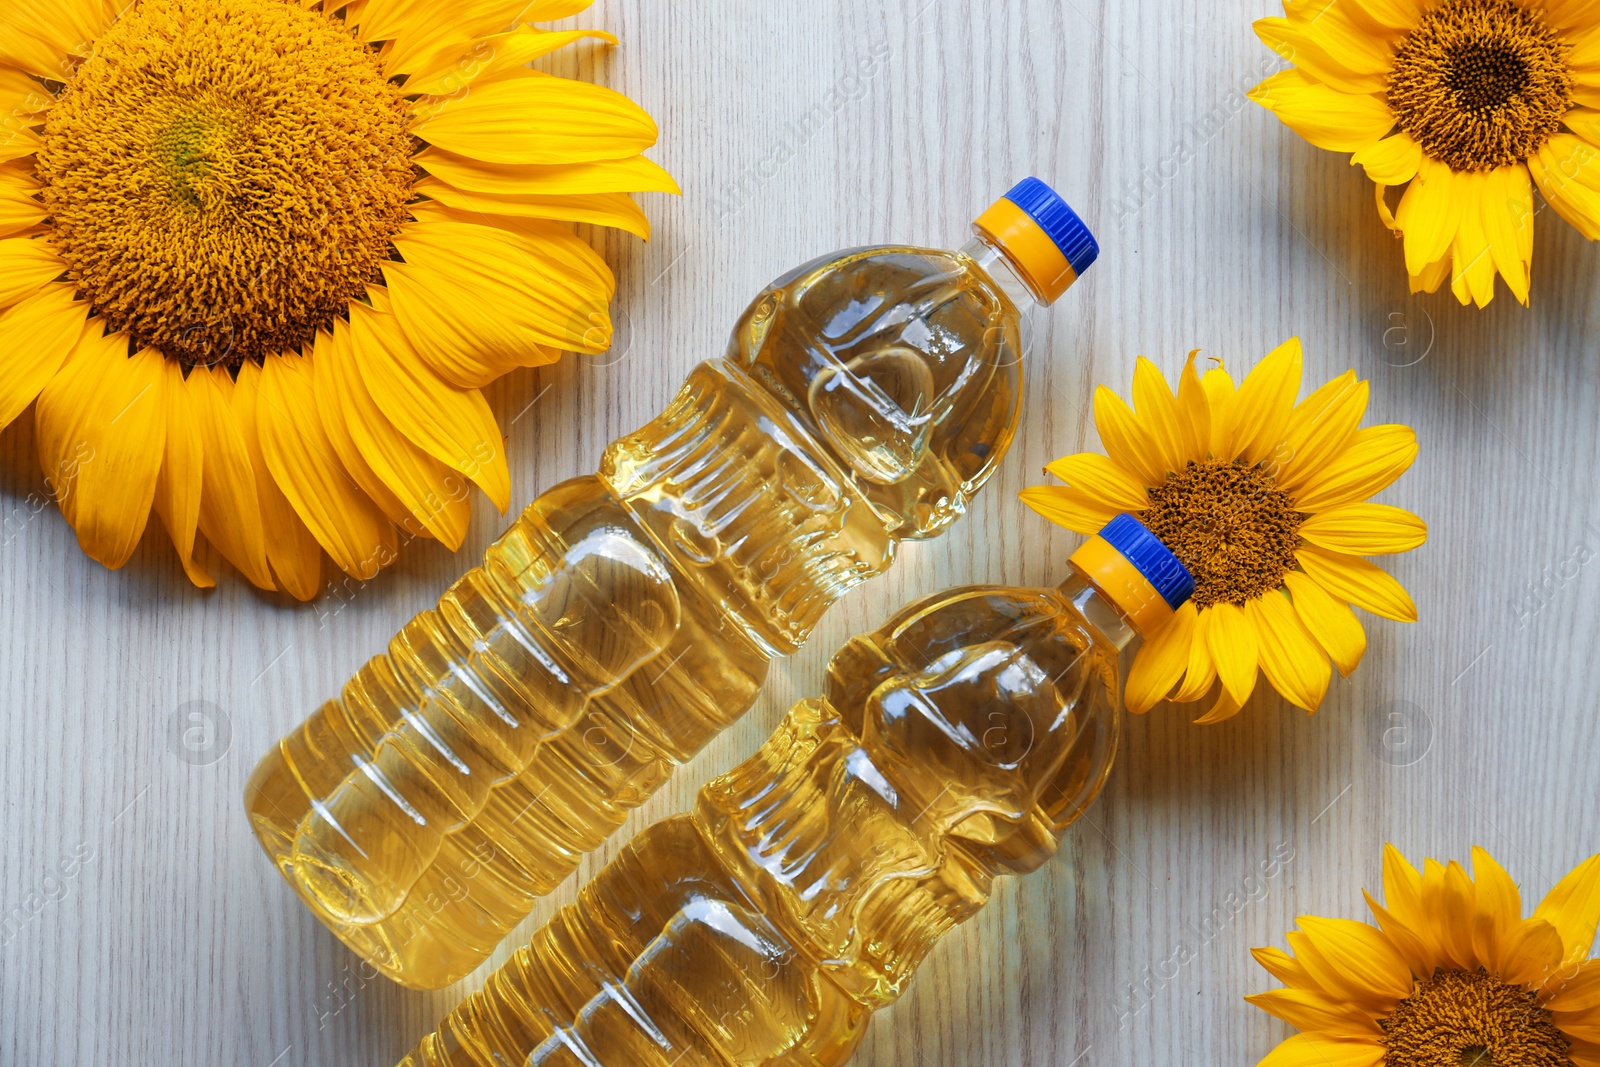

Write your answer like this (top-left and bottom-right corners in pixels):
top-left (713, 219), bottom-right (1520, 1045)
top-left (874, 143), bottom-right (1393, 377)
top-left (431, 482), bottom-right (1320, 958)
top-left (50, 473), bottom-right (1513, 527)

top-left (397, 514), bottom-right (1192, 1067)
top-left (244, 178), bottom-right (1100, 990)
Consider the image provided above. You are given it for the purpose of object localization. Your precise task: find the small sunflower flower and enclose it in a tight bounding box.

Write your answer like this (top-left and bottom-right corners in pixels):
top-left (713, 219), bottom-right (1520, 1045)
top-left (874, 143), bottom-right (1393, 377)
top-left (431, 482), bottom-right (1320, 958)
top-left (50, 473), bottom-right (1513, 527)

top-left (1247, 845), bottom-right (1600, 1067)
top-left (1022, 339), bottom-right (1425, 722)
top-left (0, 0), bottom-right (676, 597)
top-left (1249, 0), bottom-right (1600, 308)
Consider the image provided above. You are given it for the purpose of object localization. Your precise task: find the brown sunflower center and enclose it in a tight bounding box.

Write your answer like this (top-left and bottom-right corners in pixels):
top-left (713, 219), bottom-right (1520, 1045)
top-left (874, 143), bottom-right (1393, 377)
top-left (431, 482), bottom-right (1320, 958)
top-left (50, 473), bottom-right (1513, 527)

top-left (1140, 459), bottom-right (1302, 608)
top-left (1386, 0), bottom-right (1573, 171)
top-left (1381, 968), bottom-right (1572, 1067)
top-left (35, 0), bottom-right (417, 368)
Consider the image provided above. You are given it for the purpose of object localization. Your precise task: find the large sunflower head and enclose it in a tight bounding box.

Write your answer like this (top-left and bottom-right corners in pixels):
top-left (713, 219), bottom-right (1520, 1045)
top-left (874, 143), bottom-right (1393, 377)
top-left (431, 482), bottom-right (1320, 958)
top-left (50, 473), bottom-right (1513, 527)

top-left (0, 0), bottom-right (676, 597)
top-left (1247, 845), bottom-right (1600, 1067)
top-left (1022, 339), bottom-right (1426, 722)
top-left (1249, 0), bottom-right (1600, 308)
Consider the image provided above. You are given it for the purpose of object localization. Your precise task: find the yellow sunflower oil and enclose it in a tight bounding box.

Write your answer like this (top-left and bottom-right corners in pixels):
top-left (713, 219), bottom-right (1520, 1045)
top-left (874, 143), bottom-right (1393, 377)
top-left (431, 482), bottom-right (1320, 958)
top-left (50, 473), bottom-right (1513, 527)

top-left (397, 515), bottom-right (1193, 1066)
top-left (245, 179), bottom-right (1100, 989)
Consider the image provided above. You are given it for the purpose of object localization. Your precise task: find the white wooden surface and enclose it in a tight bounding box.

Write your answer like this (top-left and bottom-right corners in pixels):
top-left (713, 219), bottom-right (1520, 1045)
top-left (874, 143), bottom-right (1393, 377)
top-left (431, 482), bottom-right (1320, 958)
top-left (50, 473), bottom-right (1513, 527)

top-left (4, 1), bottom-right (1598, 1064)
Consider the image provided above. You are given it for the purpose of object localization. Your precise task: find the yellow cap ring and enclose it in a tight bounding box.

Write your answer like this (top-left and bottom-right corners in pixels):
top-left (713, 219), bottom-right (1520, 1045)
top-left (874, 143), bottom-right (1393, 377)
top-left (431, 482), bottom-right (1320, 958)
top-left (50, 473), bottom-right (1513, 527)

top-left (974, 197), bottom-right (1078, 305)
top-left (1069, 533), bottom-right (1175, 637)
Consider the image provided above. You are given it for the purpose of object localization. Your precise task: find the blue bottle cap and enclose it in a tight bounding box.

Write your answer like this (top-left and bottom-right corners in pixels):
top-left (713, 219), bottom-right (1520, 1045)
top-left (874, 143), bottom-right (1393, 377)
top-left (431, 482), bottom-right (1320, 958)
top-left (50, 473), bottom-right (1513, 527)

top-left (1002, 177), bottom-right (1099, 277)
top-left (1098, 513), bottom-right (1194, 609)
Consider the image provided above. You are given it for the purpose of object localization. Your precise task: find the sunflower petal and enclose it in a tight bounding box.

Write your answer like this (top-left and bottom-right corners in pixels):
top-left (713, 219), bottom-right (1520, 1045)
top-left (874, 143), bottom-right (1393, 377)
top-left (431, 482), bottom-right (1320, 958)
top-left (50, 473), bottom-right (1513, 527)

top-left (1248, 69), bottom-right (1395, 152)
top-left (1496, 918), bottom-right (1565, 988)
top-left (1296, 915), bottom-right (1414, 1003)
top-left (415, 177), bottom-right (652, 238)
top-left (1176, 350), bottom-right (1212, 463)
top-left (1533, 853), bottom-right (1600, 966)
top-left (1283, 571), bottom-right (1366, 676)
top-left (1244, 989), bottom-right (1379, 1038)
top-left (1275, 371), bottom-right (1367, 492)
top-left (1042, 452), bottom-right (1150, 511)
top-left (1253, 944), bottom-right (1317, 989)
top-left (1093, 384), bottom-right (1166, 485)
top-left (1299, 502), bottom-right (1426, 555)
top-left (1201, 362), bottom-right (1237, 458)
top-left (1125, 600), bottom-right (1196, 713)
top-left (1131, 356), bottom-right (1187, 476)
top-left (36, 335), bottom-right (166, 570)
top-left (1466, 846), bottom-right (1520, 972)
top-left (1172, 610), bottom-right (1220, 703)
top-left (1253, 18), bottom-right (1387, 96)
top-left (1204, 601), bottom-right (1259, 708)
top-left (1019, 485), bottom-right (1120, 535)
top-left (0, 236), bottom-right (63, 310)
top-left (1363, 891), bottom-right (1434, 977)
top-left (1481, 164), bottom-right (1533, 306)
top-left (1232, 337), bottom-right (1302, 466)
top-left (1447, 171), bottom-right (1498, 308)
top-left (416, 149), bottom-right (680, 197)
top-left (414, 75), bottom-right (659, 166)
top-left (189, 366), bottom-right (274, 591)
top-left (0, 285), bottom-right (89, 430)
top-left (234, 360), bottom-right (323, 601)
top-left (0, 168), bottom-right (47, 239)
top-left (1545, 959), bottom-right (1600, 1011)
top-left (1398, 157), bottom-right (1464, 274)
top-left (1351, 131), bottom-right (1422, 185)
top-left (1256, 1033), bottom-right (1385, 1067)
top-left (1382, 843), bottom-right (1430, 938)
top-left (386, 212), bottom-right (613, 387)
top-left (405, 27), bottom-right (618, 96)
top-left (1528, 135), bottom-right (1600, 242)
top-left (256, 353), bottom-right (397, 580)
top-left (1295, 545), bottom-right (1417, 621)
top-left (1192, 686), bottom-right (1244, 724)
top-left (1294, 424), bottom-right (1418, 512)
top-left (153, 358), bottom-right (212, 588)
top-left (1247, 590), bottom-right (1331, 712)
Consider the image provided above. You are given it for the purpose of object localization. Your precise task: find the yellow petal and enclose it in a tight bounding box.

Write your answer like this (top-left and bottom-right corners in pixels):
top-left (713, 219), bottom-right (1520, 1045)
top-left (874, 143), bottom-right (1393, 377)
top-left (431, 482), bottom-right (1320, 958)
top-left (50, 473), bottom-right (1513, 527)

top-left (1286, 0), bottom-right (1399, 73)
top-left (1232, 337), bottom-right (1302, 466)
top-left (1409, 250), bottom-right (1453, 294)
top-left (386, 212), bottom-right (613, 387)
top-left (0, 67), bottom-right (53, 115)
top-left (1430, 859), bottom-right (1481, 970)
top-left (1351, 131), bottom-right (1422, 185)
top-left (1363, 890), bottom-right (1435, 978)
top-left (1253, 17), bottom-right (1387, 96)
top-left (1397, 157), bottom-right (1464, 274)
top-left (36, 335), bottom-right (166, 569)
top-left (0, 236), bottom-right (63, 310)
top-left (414, 75), bottom-right (659, 166)
top-left (1042, 452), bottom-right (1150, 511)
top-left (1496, 918), bottom-right (1564, 988)
top-left (1294, 424), bottom-right (1418, 513)
top-left (1193, 686), bottom-right (1244, 724)
top-left (348, 300), bottom-right (512, 512)
top-left (361, 0), bottom-right (546, 75)
top-left (1247, 590), bottom-right (1331, 712)
top-left (405, 27), bottom-right (618, 95)
top-left (1533, 853), bottom-right (1600, 966)
top-left (1253, 944), bottom-right (1317, 989)
top-left (1481, 164), bottom-right (1533, 306)
top-left (255, 353), bottom-right (396, 580)
top-left (1256, 1033), bottom-right (1385, 1067)
top-left (1201, 362), bottom-right (1237, 458)
top-left (0, 126), bottom-right (43, 166)
top-left (188, 366), bottom-right (274, 592)
top-left (0, 168), bottom-right (47, 239)
top-left (1176, 350), bottom-right (1212, 463)
top-left (153, 358), bottom-right (212, 588)
top-left (1124, 600), bottom-right (1196, 714)
top-left (1545, 959), bottom-right (1600, 1011)
top-left (1287, 929), bottom-right (1395, 1009)
top-left (1467, 846), bottom-right (1520, 972)
top-left (1299, 502), bottom-right (1426, 555)
top-left (1379, 844), bottom-right (1436, 967)
top-left (1019, 485), bottom-right (1120, 535)
top-left (1204, 601), bottom-right (1259, 708)
top-left (415, 148), bottom-right (680, 197)
top-left (0, 284), bottom-right (89, 430)
top-left (1248, 69), bottom-right (1395, 152)
top-left (1295, 545), bottom-right (1417, 621)
top-left (234, 360), bottom-right (323, 601)
top-left (1447, 170), bottom-right (1498, 308)
top-left (1131, 356), bottom-right (1187, 476)
top-left (415, 177), bottom-right (652, 238)
top-left (1274, 371), bottom-right (1368, 493)
top-left (1093, 383), bottom-right (1166, 485)
top-left (1172, 608), bottom-right (1219, 703)
top-left (1296, 915), bottom-right (1415, 1003)
top-left (1244, 989), bottom-right (1379, 1038)
top-left (325, 314), bottom-right (473, 549)
top-left (1343, 0), bottom-right (1422, 30)
top-left (1283, 571), bottom-right (1366, 676)
top-left (1528, 135), bottom-right (1600, 241)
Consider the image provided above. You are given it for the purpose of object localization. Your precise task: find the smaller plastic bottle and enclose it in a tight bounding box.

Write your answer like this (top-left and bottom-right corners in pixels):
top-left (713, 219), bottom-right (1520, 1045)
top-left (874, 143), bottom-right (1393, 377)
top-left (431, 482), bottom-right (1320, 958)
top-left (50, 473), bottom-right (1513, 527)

top-left (397, 513), bottom-right (1193, 1067)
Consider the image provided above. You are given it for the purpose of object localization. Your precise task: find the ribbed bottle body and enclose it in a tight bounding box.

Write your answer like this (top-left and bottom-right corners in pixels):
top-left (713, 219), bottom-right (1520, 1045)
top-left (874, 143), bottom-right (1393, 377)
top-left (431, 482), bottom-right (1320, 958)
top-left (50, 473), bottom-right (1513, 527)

top-left (247, 243), bottom-right (1029, 988)
top-left (398, 585), bottom-right (1122, 1065)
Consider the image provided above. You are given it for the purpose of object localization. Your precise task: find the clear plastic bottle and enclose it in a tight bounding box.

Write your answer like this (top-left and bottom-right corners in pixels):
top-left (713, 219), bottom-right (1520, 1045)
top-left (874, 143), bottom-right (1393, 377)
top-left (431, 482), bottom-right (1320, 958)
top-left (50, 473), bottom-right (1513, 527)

top-left (396, 514), bottom-right (1194, 1066)
top-left (245, 179), bottom-right (1100, 989)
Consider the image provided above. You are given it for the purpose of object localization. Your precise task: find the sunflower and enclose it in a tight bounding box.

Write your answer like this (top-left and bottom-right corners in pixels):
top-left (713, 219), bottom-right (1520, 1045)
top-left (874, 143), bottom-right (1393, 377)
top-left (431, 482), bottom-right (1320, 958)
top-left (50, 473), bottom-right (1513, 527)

top-left (0, 0), bottom-right (675, 597)
top-left (1021, 339), bottom-right (1426, 722)
top-left (1247, 845), bottom-right (1600, 1067)
top-left (1249, 0), bottom-right (1600, 308)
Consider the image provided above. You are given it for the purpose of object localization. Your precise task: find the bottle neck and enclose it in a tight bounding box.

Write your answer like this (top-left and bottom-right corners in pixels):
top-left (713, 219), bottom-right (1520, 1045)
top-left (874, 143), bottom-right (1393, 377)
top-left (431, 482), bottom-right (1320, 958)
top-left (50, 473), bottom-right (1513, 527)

top-left (1057, 570), bottom-right (1137, 651)
top-left (960, 234), bottom-right (1047, 311)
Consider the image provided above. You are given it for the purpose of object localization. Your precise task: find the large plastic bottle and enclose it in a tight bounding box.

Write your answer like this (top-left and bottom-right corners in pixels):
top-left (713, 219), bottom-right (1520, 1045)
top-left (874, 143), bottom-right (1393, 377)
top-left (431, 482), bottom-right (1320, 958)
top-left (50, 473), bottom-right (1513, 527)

top-left (245, 179), bottom-right (1100, 989)
top-left (396, 514), bottom-right (1193, 1066)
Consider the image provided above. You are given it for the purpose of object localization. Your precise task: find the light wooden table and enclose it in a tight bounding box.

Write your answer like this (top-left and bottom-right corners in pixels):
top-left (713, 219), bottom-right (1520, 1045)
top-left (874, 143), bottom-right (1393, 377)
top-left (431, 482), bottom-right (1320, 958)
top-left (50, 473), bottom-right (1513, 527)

top-left (4, 1), bottom-right (1597, 1064)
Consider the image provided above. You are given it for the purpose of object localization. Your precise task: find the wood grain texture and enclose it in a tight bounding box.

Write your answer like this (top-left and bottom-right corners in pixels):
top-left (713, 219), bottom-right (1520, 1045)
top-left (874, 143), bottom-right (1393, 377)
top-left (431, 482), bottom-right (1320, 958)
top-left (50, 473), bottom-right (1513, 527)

top-left (3, 1), bottom-right (1598, 1064)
